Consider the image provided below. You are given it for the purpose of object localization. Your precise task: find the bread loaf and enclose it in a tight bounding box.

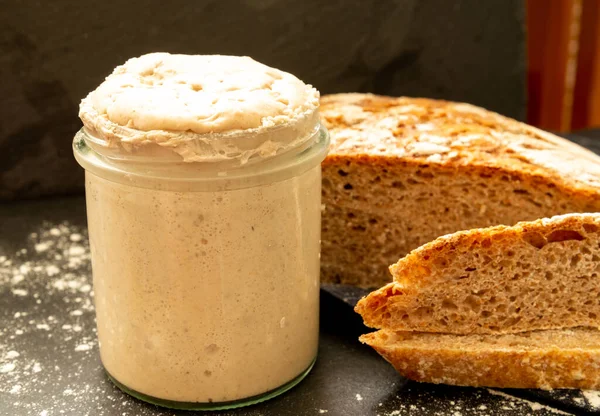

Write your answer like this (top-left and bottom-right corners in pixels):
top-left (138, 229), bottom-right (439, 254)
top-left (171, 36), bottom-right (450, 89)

top-left (355, 213), bottom-right (600, 334)
top-left (320, 94), bottom-right (600, 288)
top-left (359, 328), bottom-right (600, 390)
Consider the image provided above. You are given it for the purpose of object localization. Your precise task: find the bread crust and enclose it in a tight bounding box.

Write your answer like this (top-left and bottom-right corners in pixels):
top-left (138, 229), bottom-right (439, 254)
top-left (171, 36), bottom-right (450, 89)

top-left (360, 329), bottom-right (600, 390)
top-left (321, 94), bottom-right (600, 190)
top-left (322, 93), bottom-right (600, 195)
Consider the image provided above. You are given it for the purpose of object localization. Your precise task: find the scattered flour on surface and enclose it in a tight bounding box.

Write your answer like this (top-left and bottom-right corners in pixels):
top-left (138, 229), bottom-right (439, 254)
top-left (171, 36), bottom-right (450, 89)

top-left (35, 243), bottom-right (50, 253)
top-left (68, 246), bottom-right (85, 256)
top-left (75, 344), bottom-right (92, 352)
top-left (32, 362), bottom-right (42, 373)
top-left (1, 221), bottom-right (94, 415)
top-left (11, 274), bottom-right (24, 284)
top-left (487, 389), bottom-right (572, 415)
top-left (11, 288), bottom-right (28, 297)
top-left (572, 397), bottom-right (585, 406)
top-left (0, 363), bottom-right (16, 373)
top-left (45, 265), bottom-right (60, 276)
top-left (70, 233), bottom-right (83, 242)
top-left (5, 351), bottom-right (20, 359)
top-left (582, 390), bottom-right (600, 409)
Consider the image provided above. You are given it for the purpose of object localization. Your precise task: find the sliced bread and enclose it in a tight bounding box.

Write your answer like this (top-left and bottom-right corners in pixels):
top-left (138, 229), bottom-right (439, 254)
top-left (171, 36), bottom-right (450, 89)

top-left (320, 93), bottom-right (600, 288)
top-left (355, 213), bottom-right (600, 334)
top-left (359, 328), bottom-right (600, 390)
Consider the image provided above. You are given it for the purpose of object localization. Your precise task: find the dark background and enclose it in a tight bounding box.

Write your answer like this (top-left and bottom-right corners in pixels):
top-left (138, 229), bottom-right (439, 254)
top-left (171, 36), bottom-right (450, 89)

top-left (0, 0), bottom-right (525, 200)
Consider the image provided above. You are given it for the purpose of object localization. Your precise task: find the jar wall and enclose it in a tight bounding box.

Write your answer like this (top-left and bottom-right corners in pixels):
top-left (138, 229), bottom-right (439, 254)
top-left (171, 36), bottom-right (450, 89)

top-left (85, 166), bottom-right (321, 403)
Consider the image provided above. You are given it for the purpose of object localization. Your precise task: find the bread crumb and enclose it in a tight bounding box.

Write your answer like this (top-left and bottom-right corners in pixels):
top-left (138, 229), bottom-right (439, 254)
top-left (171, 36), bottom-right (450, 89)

top-left (356, 393), bottom-right (363, 401)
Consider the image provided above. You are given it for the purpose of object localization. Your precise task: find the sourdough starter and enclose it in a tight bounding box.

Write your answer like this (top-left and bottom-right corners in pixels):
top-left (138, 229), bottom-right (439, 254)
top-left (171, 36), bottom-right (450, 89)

top-left (74, 53), bottom-right (326, 404)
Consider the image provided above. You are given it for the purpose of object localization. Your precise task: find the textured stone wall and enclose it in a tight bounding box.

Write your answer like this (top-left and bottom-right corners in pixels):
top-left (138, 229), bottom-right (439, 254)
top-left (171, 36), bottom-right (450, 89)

top-left (0, 0), bottom-right (525, 199)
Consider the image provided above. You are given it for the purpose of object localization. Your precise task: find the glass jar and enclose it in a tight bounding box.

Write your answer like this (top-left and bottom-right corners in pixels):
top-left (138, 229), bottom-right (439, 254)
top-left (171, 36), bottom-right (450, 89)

top-left (73, 119), bottom-right (329, 410)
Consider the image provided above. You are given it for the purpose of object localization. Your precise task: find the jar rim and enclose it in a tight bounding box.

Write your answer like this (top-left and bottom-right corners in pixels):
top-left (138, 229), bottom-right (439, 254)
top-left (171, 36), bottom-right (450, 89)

top-left (80, 106), bottom-right (321, 165)
top-left (73, 124), bottom-right (329, 192)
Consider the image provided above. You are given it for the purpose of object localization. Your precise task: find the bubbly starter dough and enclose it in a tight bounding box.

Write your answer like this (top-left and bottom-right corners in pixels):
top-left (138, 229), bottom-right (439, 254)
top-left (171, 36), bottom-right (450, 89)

top-left (86, 166), bottom-right (321, 402)
top-left (78, 53), bottom-right (323, 403)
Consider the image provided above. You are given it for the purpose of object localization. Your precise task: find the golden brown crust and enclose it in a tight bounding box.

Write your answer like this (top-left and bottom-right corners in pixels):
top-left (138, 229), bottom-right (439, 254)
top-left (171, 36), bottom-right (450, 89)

top-left (355, 213), bottom-right (600, 334)
top-left (360, 329), bottom-right (600, 390)
top-left (354, 282), bottom-right (406, 321)
top-left (321, 93), bottom-right (600, 195)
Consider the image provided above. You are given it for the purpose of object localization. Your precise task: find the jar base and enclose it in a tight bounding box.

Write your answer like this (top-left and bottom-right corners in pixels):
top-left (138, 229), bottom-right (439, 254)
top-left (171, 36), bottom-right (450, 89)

top-left (105, 357), bottom-right (317, 411)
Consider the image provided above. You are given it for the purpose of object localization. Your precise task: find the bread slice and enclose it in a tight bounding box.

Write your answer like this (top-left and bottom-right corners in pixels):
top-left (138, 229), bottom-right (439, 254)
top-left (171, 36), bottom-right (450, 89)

top-left (355, 213), bottom-right (600, 334)
top-left (359, 328), bottom-right (600, 390)
top-left (320, 93), bottom-right (600, 288)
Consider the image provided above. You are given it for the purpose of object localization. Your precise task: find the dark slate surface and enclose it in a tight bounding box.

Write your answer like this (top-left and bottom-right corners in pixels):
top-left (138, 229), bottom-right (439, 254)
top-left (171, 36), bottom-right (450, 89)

top-left (0, 0), bottom-right (525, 200)
top-left (565, 131), bottom-right (600, 153)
